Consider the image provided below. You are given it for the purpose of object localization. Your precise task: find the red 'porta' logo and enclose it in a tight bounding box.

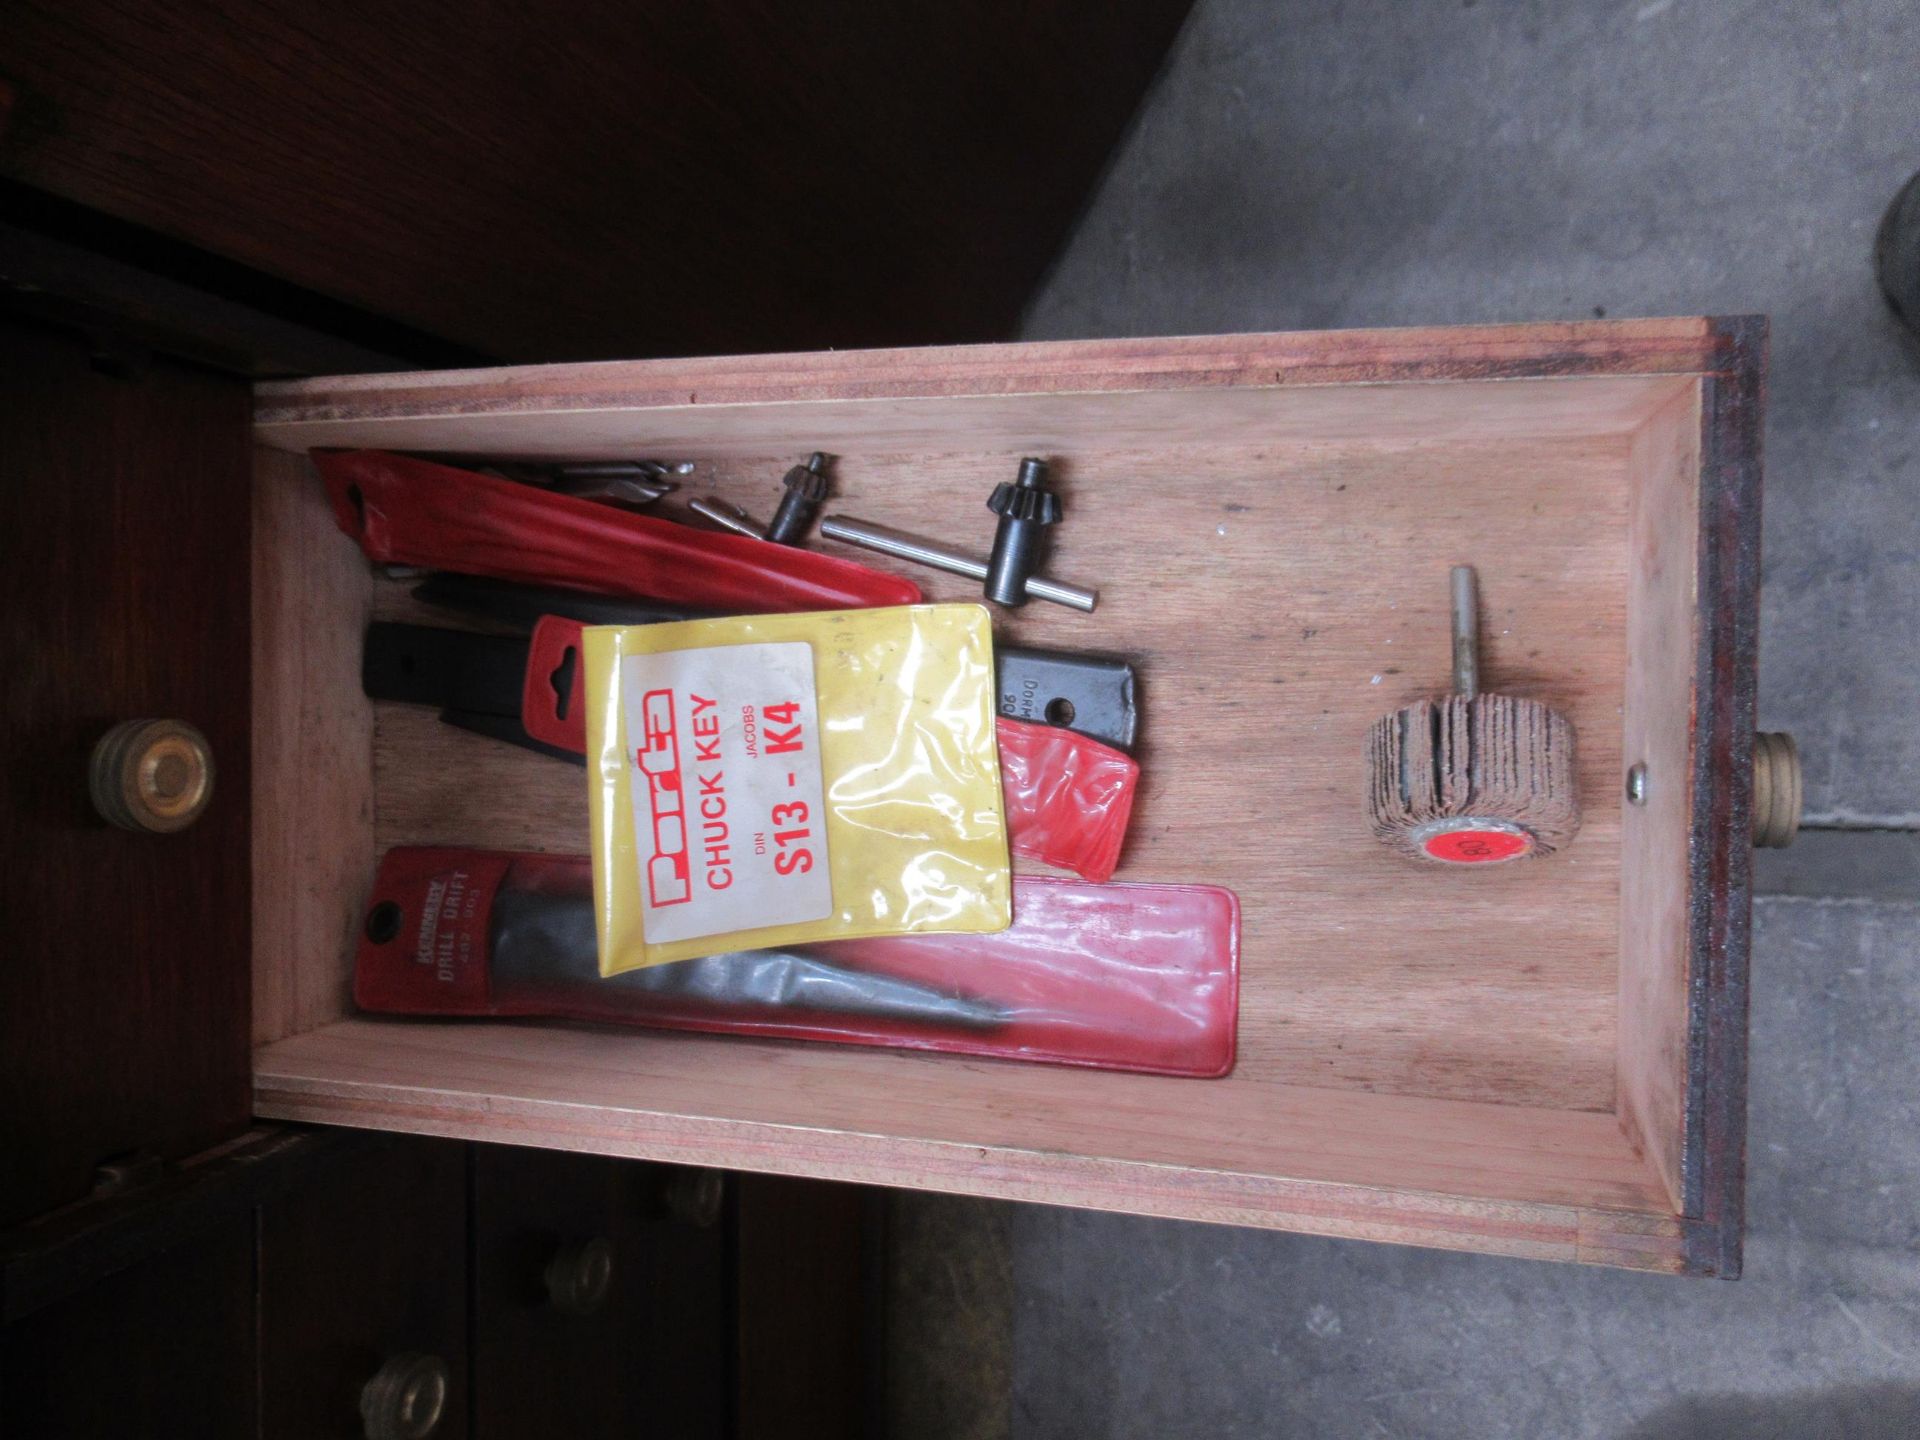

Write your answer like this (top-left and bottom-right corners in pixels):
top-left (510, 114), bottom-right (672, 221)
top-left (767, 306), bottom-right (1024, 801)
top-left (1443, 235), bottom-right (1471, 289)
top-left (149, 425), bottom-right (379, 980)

top-left (635, 689), bottom-right (691, 906)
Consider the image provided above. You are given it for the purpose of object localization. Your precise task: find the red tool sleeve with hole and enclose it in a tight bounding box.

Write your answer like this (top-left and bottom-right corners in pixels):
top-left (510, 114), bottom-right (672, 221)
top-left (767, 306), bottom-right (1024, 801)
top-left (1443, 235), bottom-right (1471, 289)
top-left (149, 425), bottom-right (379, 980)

top-left (352, 848), bottom-right (1238, 1077)
top-left (522, 618), bottom-right (1139, 882)
top-left (313, 449), bottom-right (920, 612)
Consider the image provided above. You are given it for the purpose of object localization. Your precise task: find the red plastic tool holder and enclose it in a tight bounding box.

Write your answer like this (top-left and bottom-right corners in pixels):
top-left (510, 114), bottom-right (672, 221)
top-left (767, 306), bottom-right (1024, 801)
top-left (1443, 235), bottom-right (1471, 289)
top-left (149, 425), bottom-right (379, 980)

top-left (314, 449), bottom-right (921, 612)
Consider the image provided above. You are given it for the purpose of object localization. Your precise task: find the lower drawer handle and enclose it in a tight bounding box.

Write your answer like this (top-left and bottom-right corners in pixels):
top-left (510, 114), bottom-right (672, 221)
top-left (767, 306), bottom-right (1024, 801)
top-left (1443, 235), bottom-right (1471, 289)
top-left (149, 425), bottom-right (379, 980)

top-left (545, 1236), bottom-right (616, 1315)
top-left (661, 1167), bottom-right (726, 1228)
top-left (88, 718), bottom-right (215, 833)
top-left (359, 1352), bottom-right (448, 1440)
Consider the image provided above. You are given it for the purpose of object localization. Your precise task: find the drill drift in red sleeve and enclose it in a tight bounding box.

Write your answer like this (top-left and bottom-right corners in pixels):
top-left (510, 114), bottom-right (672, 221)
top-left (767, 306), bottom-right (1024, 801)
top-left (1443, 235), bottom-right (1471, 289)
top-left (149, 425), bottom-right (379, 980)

top-left (314, 449), bottom-right (920, 612)
top-left (352, 849), bottom-right (1238, 1078)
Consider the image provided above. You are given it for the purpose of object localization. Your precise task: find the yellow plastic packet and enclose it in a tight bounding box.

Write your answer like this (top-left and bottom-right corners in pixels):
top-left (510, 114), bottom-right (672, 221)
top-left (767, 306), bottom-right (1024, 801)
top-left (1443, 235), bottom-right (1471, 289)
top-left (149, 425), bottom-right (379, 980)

top-left (584, 604), bottom-right (1011, 972)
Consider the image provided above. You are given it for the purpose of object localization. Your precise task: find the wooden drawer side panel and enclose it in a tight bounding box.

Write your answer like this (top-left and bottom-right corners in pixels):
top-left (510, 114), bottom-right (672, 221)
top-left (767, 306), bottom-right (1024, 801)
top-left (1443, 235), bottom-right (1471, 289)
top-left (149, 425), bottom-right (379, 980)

top-left (1618, 384), bottom-right (1703, 1212)
top-left (1680, 315), bottom-right (1766, 1279)
top-left (253, 1021), bottom-right (1684, 1272)
top-left (253, 445), bottom-right (373, 1045)
top-left (253, 319), bottom-right (1736, 422)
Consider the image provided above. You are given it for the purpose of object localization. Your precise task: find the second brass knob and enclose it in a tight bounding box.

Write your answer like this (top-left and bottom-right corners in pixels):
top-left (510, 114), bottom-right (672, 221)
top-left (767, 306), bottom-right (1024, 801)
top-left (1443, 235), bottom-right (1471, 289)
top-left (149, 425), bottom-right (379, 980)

top-left (545, 1237), bottom-right (615, 1315)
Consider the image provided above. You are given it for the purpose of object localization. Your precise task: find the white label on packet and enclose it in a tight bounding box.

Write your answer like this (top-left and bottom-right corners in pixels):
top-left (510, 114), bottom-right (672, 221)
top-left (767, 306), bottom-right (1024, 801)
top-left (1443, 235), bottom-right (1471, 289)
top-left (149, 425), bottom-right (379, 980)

top-left (621, 640), bottom-right (832, 944)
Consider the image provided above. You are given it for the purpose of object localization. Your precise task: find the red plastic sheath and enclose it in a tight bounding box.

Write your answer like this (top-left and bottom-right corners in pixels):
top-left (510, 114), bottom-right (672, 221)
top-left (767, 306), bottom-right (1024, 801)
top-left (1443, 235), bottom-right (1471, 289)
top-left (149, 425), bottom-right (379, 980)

top-left (993, 716), bottom-right (1138, 883)
top-left (313, 449), bottom-right (921, 611)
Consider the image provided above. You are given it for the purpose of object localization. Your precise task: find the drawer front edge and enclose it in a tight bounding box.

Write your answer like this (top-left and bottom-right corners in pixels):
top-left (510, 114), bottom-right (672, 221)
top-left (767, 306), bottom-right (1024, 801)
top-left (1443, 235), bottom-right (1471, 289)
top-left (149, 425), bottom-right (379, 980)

top-left (1682, 313), bottom-right (1767, 1278)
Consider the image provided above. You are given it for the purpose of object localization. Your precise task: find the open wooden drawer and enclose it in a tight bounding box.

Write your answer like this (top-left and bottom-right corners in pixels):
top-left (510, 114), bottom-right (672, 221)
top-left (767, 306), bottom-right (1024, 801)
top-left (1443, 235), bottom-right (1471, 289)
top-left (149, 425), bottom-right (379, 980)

top-left (250, 318), bottom-right (1764, 1276)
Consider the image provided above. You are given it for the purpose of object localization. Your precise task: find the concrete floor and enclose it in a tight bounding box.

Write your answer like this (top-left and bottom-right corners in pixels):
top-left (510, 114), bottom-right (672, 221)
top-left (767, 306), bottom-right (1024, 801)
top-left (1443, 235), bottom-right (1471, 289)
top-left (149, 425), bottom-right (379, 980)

top-left (887, 2), bottom-right (1920, 1435)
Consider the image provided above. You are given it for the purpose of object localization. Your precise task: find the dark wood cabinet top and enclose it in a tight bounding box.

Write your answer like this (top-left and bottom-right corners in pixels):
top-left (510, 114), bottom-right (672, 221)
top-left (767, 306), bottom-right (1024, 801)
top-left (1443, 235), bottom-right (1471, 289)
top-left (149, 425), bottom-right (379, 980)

top-left (1, 1), bottom-right (1195, 362)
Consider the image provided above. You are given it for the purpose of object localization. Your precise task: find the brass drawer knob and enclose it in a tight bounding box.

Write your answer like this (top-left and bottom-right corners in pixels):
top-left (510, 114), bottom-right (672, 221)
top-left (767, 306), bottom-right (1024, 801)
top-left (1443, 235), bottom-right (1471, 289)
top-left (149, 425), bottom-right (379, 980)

top-left (1753, 731), bottom-right (1802, 848)
top-left (88, 718), bottom-right (215, 833)
top-left (545, 1236), bottom-right (616, 1315)
top-left (359, 1352), bottom-right (448, 1440)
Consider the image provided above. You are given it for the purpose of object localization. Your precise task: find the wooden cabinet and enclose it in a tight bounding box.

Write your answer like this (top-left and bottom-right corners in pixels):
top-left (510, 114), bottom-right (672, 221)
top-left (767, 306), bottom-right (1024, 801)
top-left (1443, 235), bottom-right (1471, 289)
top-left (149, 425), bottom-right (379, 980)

top-left (0, 317), bottom-right (253, 1228)
top-left (0, 1), bottom-right (1194, 363)
top-left (259, 1137), bottom-right (471, 1439)
top-left (1, 1215), bottom-right (256, 1437)
top-left (1, 1130), bottom-right (462, 1440)
top-left (247, 318), bottom-right (1766, 1276)
top-left (734, 1175), bottom-right (875, 1439)
top-left (3, 1130), bottom-right (853, 1438)
top-left (8, 0), bottom-right (1768, 1292)
top-left (469, 1147), bottom-right (726, 1437)
top-left (0, 306), bottom-right (877, 1434)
